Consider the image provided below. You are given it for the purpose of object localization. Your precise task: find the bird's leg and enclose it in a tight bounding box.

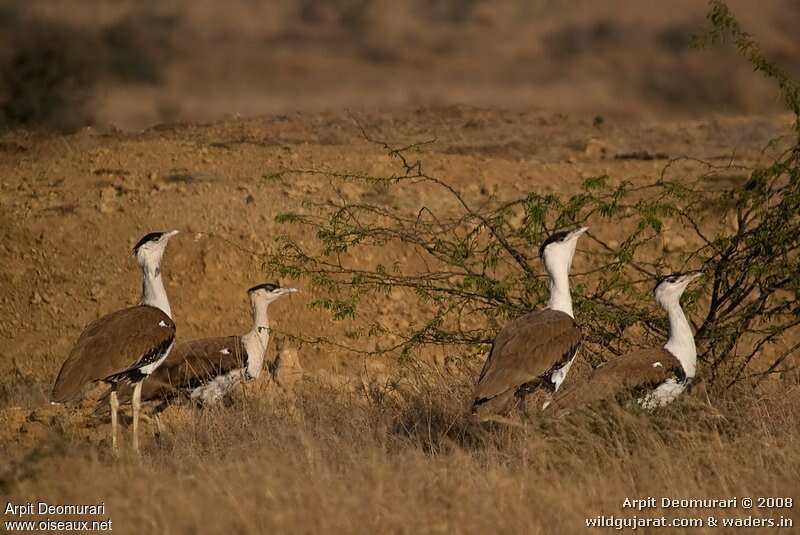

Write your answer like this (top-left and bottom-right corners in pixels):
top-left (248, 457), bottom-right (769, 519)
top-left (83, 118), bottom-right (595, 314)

top-left (154, 414), bottom-right (164, 436)
top-left (110, 386), bottom-right (120, 455)
top-left (132, 380), bottom-right (143, 456)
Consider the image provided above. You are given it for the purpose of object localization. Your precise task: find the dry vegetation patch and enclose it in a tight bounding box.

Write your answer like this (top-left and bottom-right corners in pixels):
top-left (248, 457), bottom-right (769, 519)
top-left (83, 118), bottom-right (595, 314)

top-left (2, 375), bottom-right (798, 533)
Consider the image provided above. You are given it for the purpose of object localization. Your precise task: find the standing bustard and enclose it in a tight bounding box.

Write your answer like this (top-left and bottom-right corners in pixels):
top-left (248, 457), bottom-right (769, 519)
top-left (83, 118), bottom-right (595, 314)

top-left (96, 283), bottom-right (298, 411)
top-left (51, 230), bottom-right (179, 454)
top-left (549, 272), bottom-right (702, 412)
top-left (471, 227), bottom-right (588, 420)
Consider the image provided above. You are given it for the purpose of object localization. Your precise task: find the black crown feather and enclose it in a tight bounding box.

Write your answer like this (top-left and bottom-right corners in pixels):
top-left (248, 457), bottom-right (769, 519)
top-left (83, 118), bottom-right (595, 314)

top-left (653, 272), bottom-right (687, 293)
top-left (132, 232), bottom-right (166, 253)
top-left (248, 282), bottom-right (280, 293)
top-left (538, 230), bottom-right (571, 258)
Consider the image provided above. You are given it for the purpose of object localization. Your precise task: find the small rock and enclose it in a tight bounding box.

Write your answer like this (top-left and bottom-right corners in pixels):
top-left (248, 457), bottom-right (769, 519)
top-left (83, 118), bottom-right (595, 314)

top-left (584, 138), bottom-right (609, 159)
top-left (272, 347), bottom-right (304, 389)
top-left (98, 186), bottom-right (117, 214)
top-left (89, 285), bottom-right (105, 302)
top-left (662, 234), bottom-right (687, 253)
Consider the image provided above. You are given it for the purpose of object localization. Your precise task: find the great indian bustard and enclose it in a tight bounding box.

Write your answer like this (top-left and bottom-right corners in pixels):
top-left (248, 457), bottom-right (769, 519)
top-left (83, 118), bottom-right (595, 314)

top-left (471, 226), bottom-right (588, 420)
top-left (548, 272), bottom-right (702, 413)
top-left (96, 282), bottom-right (298, 412)
top-left (51, 230), bottom-right (179, 454)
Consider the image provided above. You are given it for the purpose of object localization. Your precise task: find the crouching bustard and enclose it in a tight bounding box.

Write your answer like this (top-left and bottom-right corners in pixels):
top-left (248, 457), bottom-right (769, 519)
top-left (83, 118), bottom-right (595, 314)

top-left (548, 272), bottom-right (702, 413)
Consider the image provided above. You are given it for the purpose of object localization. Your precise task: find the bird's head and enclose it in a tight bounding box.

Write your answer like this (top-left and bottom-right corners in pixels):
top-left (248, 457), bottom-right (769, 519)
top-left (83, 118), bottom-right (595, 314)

top-left (247, 282), bottom-right (300, 307)
top-left (133, 230), bottom-right (179, 273)
top-left (539, 226), bottom-right (588, 277)
top-left (653, 272), bottom-right (702, 309)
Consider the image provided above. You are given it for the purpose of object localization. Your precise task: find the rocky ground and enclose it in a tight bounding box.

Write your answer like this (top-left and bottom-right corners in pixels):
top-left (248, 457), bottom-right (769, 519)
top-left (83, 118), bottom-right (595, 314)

top-left (0, 106), bottom-right (794, 435)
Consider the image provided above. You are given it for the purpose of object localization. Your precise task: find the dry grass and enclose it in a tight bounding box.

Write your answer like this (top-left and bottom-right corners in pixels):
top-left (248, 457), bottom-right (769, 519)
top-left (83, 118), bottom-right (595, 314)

top-left (2, 365), bottom-right (798, 534)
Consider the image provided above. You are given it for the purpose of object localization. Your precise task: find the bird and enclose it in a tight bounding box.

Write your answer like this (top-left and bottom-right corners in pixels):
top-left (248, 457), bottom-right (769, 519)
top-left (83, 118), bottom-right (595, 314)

top-left (51, 230), bottom-right (180, 454)
top-left (471, 226), bottom-right (588, 421)
top-left (95, 283), bottom-right (299, 413)
top-left (548, 272), bottom-right (702, 413)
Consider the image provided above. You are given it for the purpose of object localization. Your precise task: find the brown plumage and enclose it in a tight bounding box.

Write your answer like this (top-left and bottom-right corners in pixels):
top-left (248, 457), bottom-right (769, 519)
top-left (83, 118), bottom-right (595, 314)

top-left (52, 305), bottom-right (176, 403)
top-left (472, 309), bottom-right (581, 418)
top-left (547, 348), bottom-right (684, 413)
top-left (96, 336), bottom-right (247, 411)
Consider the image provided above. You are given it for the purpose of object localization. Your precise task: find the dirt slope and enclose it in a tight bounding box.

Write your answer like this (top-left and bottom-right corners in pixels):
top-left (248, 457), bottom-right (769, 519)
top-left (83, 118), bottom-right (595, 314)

top-left (0, 107), bottom-right (792, 408)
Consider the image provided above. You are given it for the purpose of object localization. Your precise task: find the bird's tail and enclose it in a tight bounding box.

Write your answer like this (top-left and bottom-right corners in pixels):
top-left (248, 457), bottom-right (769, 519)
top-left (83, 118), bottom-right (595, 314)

top-left (51, 356), bottom-right (93, 404)
top-left (469, 389), bottom-right (517, 422)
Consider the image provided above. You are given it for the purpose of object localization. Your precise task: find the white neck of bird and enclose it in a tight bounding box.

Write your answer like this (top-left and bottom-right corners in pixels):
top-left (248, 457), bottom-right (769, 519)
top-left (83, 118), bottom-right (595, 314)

top-left (140, 263), bottom-right (172, 318)
top-left (546, 264), bottom-right (574, 318)
top-left (663, 299), bottom-right (696, 378)
top-left (241, 298), bottom-right (270, 379)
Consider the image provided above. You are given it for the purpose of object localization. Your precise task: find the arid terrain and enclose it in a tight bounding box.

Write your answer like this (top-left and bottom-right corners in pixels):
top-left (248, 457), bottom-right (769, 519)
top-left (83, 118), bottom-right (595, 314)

top-left (2, 0), bottom-right (800, 131)
top-left (1, 1), bottom-right (800, 534)
top-left (1, 108), bottom-right (798, 533)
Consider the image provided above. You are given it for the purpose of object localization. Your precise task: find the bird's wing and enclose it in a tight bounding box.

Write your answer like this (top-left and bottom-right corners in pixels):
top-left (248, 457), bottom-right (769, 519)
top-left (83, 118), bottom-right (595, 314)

top-left (52, 305), bottom-right (176, 403)
top-left (94, 336), bottom-right (247, 412)
top-left (474, 309), bottom-right (581, 406)
top-left (144, 336), bottom-right (247, 395)
top-left (549, 347), bottom-right (683, 411)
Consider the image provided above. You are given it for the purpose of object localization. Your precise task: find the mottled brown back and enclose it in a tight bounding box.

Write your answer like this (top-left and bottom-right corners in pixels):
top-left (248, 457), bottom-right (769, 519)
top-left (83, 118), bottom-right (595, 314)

top-left (144, 336), bottom-right (247, 397)
top-left (473, 309), bottom-right (581, 413)
top-left (96, 335), bottom-right (247, 411)
top-left (549, 347), bottom-right (683, 412)
top-left (52, 305), bottom-right (176, 403)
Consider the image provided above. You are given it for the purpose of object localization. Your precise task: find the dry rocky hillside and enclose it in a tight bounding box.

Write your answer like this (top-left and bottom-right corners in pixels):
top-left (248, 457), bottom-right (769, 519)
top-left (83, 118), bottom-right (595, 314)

top-left (0, 106), bottom-right (794, 418)
top-left (1, 108), bottom-right (798, 533)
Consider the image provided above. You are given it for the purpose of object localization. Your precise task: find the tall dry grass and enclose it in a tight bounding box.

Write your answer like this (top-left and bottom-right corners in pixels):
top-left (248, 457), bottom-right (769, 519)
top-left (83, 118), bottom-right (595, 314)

top-left (2, 365), bottom-right (798, 534)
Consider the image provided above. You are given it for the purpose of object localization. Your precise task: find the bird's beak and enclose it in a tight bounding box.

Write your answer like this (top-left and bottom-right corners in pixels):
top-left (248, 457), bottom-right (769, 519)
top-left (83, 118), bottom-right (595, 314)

top-left (571, 226), bottom-right (589, 239)
top-left (165, 229), bottom-right (180, 239)
top-left (283, 288), bottom-right (300, 294)
top-left (683, 272), bottom-right (703, 284)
